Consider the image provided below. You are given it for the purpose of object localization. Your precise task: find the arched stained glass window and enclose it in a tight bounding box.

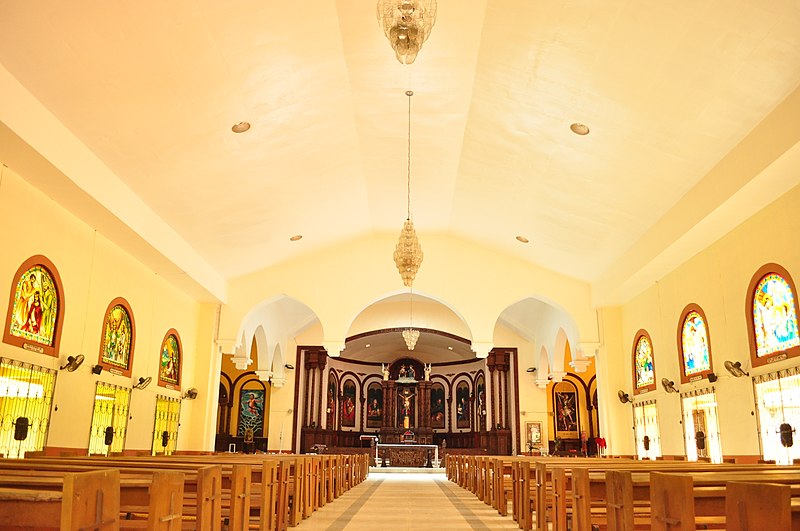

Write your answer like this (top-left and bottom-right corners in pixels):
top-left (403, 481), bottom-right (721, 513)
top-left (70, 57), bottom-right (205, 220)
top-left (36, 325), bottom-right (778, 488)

top-left (98, 298), bottom-right (135, 376)
top-left (678, 304), bottom-right (714, 383)
top-left (747, 264), bottom-right (800, 367)
top-left (3, 256), bottom-right (64, 357)
top-left (632, 330), bottom-right (656, 393)
top-left (158, 329), bottom-right (182, 388)
top-left (753, 274), bottom-right (799, 357)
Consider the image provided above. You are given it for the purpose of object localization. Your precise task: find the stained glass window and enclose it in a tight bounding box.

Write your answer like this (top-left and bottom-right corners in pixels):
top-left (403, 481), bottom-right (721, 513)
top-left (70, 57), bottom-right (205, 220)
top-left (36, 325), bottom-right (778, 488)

top-left (634, 335), bottom-right (655, 390)
top-left (9, 265), bottom-right (58, 347)
top-left (159, 332), bottom-right (181, 386)
top-left (101, 303), bottom-right (133, 371)
top-left (681, 311), bottom-right (711, 376)
top-left (753, 273), bottom-right (800, 358)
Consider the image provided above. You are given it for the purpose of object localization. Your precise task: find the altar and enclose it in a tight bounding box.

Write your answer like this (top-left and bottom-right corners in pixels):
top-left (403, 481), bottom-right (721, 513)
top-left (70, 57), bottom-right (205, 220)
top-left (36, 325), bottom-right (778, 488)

top-left (376, 443), bottom-right (439, 468)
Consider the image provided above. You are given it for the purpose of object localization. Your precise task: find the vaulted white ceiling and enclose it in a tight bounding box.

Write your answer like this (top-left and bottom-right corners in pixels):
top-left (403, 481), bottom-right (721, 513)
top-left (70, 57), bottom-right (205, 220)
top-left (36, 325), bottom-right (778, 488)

top-left (1, 1), bottom-right (799, 304)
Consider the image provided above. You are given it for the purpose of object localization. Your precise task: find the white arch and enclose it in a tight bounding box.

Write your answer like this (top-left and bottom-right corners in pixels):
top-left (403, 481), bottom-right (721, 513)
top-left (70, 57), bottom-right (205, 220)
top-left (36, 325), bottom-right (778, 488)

top-left (552, 328), bottom-right (570, 379)
top-left (536, 346), bottom-right (551, 388)
top-left (343, 290), bottom-right (476, 356)
top-left (495, 296), bottom-right (580, 373)
top-left (230, 294), bottom-right (320, 368)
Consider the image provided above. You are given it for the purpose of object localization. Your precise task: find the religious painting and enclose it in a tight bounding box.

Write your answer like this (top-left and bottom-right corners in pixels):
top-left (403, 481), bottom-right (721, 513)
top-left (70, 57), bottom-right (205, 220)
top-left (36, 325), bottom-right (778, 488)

top-left (430, 383), bottom-right (445, 429)
top-left (159, 331), bottom-right (181, 386)
top-left (555, 388), bottom-right (579, 437)
top-left (8, 264), bottom-right (58, 348)
top-left (456, 381), bottom-right (470, 429)
top-left (341, 380), bottom-right (356, 428)
top-left (238, 388), bottom-right (265, 437)
top-left (526, 421), bottom-right (543, 452)
top-left (634, 333), bottom-right (655, 391)
top-left (366, 382), bottom-right (383, 428)
top-left (681, 311), bottom-right (711, 377)
top-left (100, 300), bottom-right (134, 372)
top-left (753, 273), bottom-right (800, 358)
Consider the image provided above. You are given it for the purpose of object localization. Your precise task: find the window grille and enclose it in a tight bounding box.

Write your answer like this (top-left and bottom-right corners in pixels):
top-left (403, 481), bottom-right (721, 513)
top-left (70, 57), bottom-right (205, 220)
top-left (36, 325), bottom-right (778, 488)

top-left (680, 387), bottom-right (723, 463)
top-left (753, 366), bottom-right (800, 465)
top-left (633, 399), bottom-right (661, 460)
top-left (0, 357), bottom-right (56, 458)
top-left (88, 381), bottom-right (130, 456)
top-left (151, 394), bottom-right (180, 455)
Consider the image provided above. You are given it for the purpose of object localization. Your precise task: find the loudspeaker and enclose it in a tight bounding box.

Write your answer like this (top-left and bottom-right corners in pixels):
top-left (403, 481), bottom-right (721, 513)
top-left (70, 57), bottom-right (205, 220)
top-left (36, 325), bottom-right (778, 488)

top-left (695, 430), bottom-right (706, 451)
top-left (13, 417), bottom-right (29, 441)
top-left (707, 372), bottom-right (718, 383)
top-left (92, 365), bottom-right (103, 375)
top-left (780, 423), bottom-right (794, 448)
top-left (104, 426), bottom-right (114, 445)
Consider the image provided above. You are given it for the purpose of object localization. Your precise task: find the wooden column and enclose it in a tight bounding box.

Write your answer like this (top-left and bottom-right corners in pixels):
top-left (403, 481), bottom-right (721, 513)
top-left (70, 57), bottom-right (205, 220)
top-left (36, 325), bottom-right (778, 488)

top-left (317, 353), bottom-right (327, 428)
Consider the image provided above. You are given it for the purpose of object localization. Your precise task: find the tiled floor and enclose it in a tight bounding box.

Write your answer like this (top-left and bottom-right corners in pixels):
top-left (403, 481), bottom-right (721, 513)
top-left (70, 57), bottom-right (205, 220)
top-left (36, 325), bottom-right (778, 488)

top-left (297, 472), bottom-right (520, 530)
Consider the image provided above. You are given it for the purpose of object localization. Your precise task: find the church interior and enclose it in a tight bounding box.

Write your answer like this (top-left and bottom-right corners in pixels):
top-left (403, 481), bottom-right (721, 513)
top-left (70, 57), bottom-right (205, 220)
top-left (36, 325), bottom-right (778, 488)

top-left (1, 0), bottom-right (800, 528)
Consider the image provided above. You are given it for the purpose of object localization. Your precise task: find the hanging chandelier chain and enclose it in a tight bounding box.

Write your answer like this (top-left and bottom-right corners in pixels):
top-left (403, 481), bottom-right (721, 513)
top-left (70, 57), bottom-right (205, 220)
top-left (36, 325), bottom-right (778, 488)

top-left (406, 90), bottom-right (413, 221)
top-left (409, 285), bottom-right (414, 324)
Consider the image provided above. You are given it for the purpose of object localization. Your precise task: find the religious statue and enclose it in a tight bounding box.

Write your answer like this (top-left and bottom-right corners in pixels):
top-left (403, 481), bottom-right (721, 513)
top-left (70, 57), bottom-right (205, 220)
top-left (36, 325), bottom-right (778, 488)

top-left (381, 363), bottom-right (389, 381)
top-left (400, 388), bottom-right (417, 430)
top-left (424, 363), bottom-right (431, 381)
top-left (407, 365), bottom-right (416, 380)
top-left (399, 365), bottom-right (407, 378)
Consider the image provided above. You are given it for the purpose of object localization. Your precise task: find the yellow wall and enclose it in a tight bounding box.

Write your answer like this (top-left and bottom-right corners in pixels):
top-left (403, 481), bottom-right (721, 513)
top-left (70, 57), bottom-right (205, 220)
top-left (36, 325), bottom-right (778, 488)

top-left (546, 343), bottom-right (597, 445)
top-left (219, 233), bottom-right (598, 356)
top-left (220, 347), bottom-right (272, 440)
top-left (0, 165), bottom-right (216, 452)
top-left (601, 181), bottom-right (800, 457)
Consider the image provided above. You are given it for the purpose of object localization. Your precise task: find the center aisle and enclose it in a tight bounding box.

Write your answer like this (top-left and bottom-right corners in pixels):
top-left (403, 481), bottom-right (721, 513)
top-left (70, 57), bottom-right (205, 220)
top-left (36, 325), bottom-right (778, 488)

top-left (299, 472), bottom-right (519, 530)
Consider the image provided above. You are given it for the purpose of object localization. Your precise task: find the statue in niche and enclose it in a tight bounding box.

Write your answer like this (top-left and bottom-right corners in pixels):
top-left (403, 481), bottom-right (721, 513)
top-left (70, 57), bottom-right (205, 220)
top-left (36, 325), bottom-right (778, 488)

top-left (407, 365), bottom-right (416, 380)
top-left (424, 363), bottom-right (431, 381)
top-left (381, 363), bottom-right (389, 381)
top-left (399, 365), bottom-right (407, 379)
top-left (400, 387), bottom-right (417, 430)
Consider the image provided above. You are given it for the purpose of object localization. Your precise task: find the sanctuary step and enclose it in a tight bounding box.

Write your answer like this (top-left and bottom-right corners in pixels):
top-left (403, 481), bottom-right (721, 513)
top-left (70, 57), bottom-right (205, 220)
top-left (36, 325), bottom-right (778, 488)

top-left (369, 467), bottom-right (445, 474)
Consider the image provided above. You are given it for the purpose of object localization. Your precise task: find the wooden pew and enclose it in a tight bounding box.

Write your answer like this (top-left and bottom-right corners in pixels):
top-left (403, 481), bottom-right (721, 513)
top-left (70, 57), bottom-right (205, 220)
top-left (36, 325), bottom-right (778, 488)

top-left (0, 469), bottom-right (121, 530)
top-left (603, 469), bottom-right (800, 531)
top-left (727, 481), bottom-right (794, 531)
top-left (6, 457), bottom-right (222, 530)
top-left (652, 472), bottom-right (800, 531)
top-left (0, 469), bottom-right (185, 530)
top-left (11, 452), bottom-right (359, 531)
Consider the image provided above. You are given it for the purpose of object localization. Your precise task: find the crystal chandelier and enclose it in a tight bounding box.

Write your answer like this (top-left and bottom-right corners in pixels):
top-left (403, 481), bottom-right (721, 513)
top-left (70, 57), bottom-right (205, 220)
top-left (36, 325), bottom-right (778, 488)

top-left (393, 90), bottom-right (424, 287)
top-left (377, 0), bottom-right (437, 64)
top-left (402, 328), bottom-right (420, 350)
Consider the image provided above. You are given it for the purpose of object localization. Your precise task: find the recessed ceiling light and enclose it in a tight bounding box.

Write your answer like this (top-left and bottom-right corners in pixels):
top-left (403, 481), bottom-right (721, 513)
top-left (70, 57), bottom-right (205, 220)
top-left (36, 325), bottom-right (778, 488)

top-left (570, 123), bottom-right (590, 135)
top-left (289, 235), bottom-right (303, 241)
top-left (448, 346), bottom-right (453, 350)
top-left (365, 344), bottom-right (371, 348)
top-left (231, 121), bottom-right (251, 133)
top-left (516, 236), bottom-right (529, 244)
